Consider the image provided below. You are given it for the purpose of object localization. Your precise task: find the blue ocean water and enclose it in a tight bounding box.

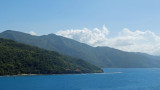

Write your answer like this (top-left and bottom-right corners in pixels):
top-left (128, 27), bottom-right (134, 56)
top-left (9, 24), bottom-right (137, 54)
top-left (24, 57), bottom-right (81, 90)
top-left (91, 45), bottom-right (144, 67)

top-left (1, 68), bottom-right (160, 90)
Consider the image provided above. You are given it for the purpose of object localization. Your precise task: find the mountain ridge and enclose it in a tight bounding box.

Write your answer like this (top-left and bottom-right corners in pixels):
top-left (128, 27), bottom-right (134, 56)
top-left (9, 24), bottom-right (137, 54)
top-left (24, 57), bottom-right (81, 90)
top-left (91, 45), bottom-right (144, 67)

top-left (0, 30), bottom-right (160, 68)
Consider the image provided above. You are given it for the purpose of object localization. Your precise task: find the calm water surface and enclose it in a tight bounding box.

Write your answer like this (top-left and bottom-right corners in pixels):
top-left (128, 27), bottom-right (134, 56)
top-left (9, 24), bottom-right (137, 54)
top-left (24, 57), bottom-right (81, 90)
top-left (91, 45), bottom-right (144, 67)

top-left (1, 68), bottom-right (160, 90)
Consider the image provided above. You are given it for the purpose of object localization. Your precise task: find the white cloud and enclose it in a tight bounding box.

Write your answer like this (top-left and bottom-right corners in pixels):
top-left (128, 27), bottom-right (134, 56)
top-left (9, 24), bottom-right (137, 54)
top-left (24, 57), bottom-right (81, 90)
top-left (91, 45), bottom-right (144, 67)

top-left (29, 31), bottom-right (37, 35)
top-left (56, 26), bottom-right (160, 56)
top-left (56, 25), bottom-right (109, 46)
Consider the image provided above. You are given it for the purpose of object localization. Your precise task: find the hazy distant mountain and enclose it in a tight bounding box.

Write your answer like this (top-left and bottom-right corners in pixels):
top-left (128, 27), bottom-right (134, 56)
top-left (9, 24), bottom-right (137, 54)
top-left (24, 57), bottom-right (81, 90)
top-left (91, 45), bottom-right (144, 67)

top-left (0, 38), bottom-right (102, 76)
top-left (0, 30), bottom-right (160, 68)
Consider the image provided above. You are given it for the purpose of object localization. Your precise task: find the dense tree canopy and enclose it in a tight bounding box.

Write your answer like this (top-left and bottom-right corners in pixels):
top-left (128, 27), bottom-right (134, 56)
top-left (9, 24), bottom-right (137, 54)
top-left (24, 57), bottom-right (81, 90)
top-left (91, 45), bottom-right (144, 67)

top-left (0, 38), bottom-right (103, 76)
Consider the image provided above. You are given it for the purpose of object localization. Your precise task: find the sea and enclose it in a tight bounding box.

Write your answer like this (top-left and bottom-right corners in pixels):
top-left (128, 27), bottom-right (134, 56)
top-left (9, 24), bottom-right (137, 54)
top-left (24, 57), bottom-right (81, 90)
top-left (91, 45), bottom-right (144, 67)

top-left (1, 68), bottom-right (160, 90)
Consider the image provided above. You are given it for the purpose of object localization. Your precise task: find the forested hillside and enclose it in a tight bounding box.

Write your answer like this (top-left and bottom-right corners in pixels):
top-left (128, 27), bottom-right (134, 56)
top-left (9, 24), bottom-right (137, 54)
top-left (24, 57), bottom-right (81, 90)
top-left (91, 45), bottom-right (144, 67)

top-left (0, 38), bottom-right (103, 76)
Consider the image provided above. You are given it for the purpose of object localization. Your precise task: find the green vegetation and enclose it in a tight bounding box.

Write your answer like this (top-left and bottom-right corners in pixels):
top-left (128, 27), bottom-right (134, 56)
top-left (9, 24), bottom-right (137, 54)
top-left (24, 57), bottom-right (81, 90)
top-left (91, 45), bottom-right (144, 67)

top-left (0, 38), bottom-right (103, 76)
top-left (1, 30), bottom-right (160, 68)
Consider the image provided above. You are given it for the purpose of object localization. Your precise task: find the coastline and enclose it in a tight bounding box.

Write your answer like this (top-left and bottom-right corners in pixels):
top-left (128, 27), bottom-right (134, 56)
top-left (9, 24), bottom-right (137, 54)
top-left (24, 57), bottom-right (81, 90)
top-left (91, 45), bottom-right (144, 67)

top-left (0, 74), bottom-right (39, 77)
top-left (0, 72), bottom-right (104, 77)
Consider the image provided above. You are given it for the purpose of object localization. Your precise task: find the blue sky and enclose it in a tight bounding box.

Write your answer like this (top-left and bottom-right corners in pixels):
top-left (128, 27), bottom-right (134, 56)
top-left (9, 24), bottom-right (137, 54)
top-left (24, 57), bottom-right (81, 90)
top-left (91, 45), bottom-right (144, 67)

top-left (1, 0), bottom-right (160, 35)
top-left (1, 0), bottom-right (160, 55)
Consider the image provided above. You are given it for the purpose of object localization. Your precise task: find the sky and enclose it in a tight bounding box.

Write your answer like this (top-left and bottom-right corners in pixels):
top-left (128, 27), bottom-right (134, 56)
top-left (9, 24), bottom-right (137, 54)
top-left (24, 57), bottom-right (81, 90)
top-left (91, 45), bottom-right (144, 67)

top-left (1, 0), bottom-right (160, 55)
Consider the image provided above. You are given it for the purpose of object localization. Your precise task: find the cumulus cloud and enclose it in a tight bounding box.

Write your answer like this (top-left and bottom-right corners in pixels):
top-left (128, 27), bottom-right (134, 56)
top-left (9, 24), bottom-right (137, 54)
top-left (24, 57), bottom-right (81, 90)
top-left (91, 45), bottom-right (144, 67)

top-left (29, 31), bottom-right (37, 35)
top-left (56, 26), bottom-right (160, 56)
top-left (56, 25), bottom-right (109, 46)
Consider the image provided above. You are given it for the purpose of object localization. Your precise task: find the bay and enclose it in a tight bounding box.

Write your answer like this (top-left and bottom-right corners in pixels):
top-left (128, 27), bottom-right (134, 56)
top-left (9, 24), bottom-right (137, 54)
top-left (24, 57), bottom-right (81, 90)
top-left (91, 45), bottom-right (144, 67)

top-left (1, 68), bottom-right (160, 90)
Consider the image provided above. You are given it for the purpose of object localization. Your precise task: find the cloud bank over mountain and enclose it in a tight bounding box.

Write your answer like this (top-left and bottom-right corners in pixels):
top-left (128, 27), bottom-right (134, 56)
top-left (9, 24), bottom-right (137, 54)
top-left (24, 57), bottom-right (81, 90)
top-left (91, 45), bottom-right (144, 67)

top-left (29, 31), bottom-right (37, 35)
top-left (56, 26), bottom-right (160, 55)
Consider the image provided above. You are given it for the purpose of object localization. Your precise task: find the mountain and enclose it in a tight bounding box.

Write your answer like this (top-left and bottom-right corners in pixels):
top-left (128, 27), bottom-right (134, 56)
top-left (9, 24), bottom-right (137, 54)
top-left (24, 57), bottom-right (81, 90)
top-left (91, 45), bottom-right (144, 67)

top-left (0, 30), bottom-right (160, 68)
top-left (0, 38), bottom-right (103, 76)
